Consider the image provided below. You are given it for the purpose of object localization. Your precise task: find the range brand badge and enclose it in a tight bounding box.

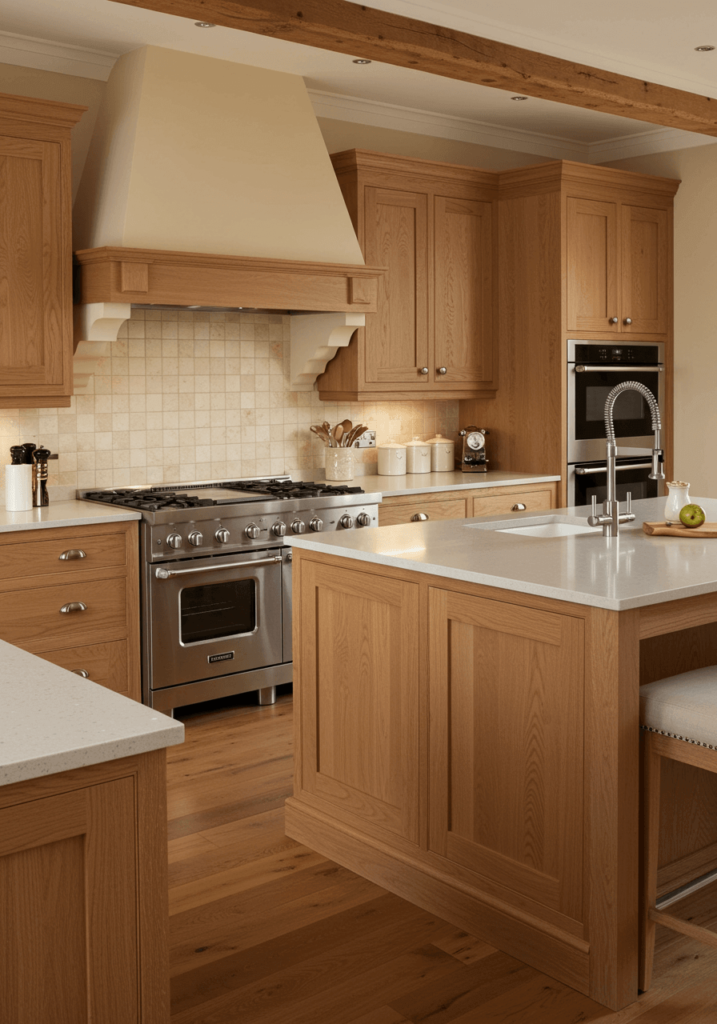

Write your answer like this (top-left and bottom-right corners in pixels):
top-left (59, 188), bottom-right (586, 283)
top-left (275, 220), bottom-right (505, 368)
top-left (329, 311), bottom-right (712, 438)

top-left (208, 652), bottom-right (235, 664)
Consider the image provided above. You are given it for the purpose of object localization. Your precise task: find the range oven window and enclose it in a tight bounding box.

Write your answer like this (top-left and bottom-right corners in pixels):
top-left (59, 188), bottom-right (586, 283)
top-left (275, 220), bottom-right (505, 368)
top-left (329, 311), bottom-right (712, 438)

top-left (180, 579), bottom-right (256, 644)
top-left (574, 369), bottom-right (660, 441)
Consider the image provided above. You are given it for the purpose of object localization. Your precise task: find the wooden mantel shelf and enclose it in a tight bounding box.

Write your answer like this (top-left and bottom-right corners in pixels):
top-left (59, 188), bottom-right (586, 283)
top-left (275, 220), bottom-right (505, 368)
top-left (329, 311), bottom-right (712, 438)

top-left (74, 246), bottom-right (384, 312)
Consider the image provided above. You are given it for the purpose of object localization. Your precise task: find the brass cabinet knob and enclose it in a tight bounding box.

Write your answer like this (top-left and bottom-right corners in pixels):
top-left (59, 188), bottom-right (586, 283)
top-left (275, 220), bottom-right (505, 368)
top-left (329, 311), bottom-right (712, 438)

top-left (609, 317), bottom-right (619, 324)
top-left (60, 602), bottom-right (87, 614)
top-left (411, 512), bottom-right (429, 522)
top-left (419, 367), bottom-right (429, 374)
top-left (624, 317), bottom-right (632, 325)
top-left (512, 503), bottom-right (527, 511)
top-left (437, 367), bottom-right (447, 375)
top-left (59, 549), bottom-right (86, 561)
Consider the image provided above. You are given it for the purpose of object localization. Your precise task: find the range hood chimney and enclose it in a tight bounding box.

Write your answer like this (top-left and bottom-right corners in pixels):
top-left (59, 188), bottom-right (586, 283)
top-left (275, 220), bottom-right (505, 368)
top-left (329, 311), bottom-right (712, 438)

top-left (72, 46), bottom-right (382, 391)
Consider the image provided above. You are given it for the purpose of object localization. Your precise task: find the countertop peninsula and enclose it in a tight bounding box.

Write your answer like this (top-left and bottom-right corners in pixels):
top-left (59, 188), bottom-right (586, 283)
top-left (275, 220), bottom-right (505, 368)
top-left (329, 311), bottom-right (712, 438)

top-left (288, 496), bottom-right (717, 610)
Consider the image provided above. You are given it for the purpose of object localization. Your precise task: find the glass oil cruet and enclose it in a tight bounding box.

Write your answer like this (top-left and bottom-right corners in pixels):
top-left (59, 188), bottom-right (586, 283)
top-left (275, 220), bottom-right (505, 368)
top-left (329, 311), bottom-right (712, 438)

top-left (664, 481), bottom-right (690, 525)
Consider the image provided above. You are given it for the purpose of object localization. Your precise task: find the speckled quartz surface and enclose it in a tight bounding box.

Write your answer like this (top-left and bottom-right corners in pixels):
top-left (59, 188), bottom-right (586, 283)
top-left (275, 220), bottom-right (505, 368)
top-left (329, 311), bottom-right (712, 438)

top-left (288, 497), bottom-right (717, 612)
top-left (0, 640), bottom-right (183, 787)
top-left (297, 469), bottom-right (560, 497)
top-left (0, 500), bottom-right (141, 534)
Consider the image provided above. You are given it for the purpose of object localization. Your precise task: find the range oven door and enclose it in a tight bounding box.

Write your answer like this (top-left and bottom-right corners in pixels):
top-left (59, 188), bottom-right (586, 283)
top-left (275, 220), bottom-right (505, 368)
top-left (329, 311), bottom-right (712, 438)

top-left (569, 458), bottom-right (660, 508)
top-left (147, 548), bottom-right (284, 691)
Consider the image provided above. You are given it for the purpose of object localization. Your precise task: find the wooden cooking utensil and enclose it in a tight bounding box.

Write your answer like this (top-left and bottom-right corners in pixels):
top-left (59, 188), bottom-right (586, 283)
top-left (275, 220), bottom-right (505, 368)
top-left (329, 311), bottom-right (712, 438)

top-left (333, 423), bottom-right (344, 446)
top-left (339, 419), bottom-right (352, 446)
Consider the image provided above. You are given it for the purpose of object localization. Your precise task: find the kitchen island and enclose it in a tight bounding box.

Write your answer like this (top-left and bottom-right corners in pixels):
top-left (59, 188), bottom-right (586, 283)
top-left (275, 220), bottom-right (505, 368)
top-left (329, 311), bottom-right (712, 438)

top-left (285, 497), bottom-right (717, 1011)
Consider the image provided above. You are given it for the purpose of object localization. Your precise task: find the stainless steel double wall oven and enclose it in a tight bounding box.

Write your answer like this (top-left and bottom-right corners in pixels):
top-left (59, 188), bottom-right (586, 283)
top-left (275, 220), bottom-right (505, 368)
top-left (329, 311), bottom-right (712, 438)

top-left (567, 340), bottom-right (665, 507)
top-left (80, 479), bottom-right (381, 712)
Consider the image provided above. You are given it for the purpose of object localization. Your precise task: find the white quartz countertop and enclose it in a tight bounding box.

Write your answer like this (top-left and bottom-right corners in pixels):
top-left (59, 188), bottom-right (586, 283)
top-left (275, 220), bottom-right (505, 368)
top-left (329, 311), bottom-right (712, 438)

top-left (294, 469), bottom-right (560, 497)
top-left (0, 500), bottom-right (141, 534)
top-left (288, 497), bottom-right (717, 612)
top-left (0, 641), bottom-right (183, 787)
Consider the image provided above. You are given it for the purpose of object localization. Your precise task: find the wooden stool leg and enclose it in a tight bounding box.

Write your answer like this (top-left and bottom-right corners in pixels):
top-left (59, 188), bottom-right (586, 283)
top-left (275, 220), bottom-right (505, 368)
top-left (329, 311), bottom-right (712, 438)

top-left (639, 731), bottom-right (662, 992)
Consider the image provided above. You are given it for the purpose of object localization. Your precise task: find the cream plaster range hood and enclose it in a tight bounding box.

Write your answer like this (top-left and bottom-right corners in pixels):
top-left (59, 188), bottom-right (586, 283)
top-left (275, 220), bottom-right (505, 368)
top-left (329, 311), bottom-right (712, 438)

top-left (72, 45), bottom-right (382, 392)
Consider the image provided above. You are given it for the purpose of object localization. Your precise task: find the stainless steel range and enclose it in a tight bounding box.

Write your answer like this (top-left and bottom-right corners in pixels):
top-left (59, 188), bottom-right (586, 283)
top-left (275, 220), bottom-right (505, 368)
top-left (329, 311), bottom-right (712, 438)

top-left (79, 478), bottom-right (381, 713)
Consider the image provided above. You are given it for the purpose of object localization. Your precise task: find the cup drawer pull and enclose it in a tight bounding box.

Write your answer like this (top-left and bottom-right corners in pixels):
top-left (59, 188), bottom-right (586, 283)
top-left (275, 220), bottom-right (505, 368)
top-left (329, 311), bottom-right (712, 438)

top-left (59, 549), bottom-right (87, 561)
top-left (71, 669), bottom-right (90, 678)
top-left (512, 503), bottom-right (527, 511)
top-left (411, 512), bottom-right (429, 522)
top-left (60, 602), bottom-right (87, 614)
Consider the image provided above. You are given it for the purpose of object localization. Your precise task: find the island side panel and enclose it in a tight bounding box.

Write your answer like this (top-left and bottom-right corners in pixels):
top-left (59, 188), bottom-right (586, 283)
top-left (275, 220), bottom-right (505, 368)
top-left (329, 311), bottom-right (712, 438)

top-left (288, 550), bottom-right (647, 1009)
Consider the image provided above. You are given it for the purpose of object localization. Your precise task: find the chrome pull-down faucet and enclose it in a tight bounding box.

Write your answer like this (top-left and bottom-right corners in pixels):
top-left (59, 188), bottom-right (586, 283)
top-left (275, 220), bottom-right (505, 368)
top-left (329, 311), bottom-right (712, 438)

top-left (587, 381), bottom-right (665, 537)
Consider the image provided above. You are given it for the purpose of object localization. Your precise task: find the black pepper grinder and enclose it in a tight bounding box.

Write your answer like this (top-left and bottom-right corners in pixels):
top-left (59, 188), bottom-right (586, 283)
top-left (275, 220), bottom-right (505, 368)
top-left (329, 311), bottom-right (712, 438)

top-left (10, 446), bottom-right (24, 465)
top-left (32, 448), bottom-right (51, 507)
top-left (21, 442), bottom-right (36, 465)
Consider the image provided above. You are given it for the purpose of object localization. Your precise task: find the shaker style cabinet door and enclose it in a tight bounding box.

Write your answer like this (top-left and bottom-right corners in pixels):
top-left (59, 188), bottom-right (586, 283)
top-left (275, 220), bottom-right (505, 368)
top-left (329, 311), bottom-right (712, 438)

top-left (620, 204), bottom-right (669, 335)
top-left (363, 186), bottom-right (430, 386)
top-left (428, 586), bottom-right (586, 928)
top-left (433, 196), bottom-right (494, 386)
top-left (566, 196), bottom-right (619, 335)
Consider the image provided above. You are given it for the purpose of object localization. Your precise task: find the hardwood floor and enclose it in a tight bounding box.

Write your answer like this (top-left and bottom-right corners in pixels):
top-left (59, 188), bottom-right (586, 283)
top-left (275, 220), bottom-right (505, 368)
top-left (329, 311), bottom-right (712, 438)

top-left (168, 693), bottom-right (717, 1023)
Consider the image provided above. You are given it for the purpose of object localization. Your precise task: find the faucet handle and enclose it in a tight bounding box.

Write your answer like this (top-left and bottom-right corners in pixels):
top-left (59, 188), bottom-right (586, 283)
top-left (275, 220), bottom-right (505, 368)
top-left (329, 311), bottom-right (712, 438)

top-left (591, 494), bottom-right (597, 518)
top-left (626, 492), bottom-right (632, 514)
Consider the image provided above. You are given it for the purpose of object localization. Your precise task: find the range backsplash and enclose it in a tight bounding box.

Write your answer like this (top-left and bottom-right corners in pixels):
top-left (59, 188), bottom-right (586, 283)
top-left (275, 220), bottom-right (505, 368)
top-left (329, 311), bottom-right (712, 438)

top-left (0, 308), bottom-right (459, 502)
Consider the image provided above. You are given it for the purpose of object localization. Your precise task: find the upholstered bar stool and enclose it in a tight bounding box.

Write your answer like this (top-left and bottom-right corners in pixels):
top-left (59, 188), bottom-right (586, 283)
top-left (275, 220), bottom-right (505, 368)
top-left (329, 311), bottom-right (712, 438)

top-left (639, 666), bottom-right (717, 991)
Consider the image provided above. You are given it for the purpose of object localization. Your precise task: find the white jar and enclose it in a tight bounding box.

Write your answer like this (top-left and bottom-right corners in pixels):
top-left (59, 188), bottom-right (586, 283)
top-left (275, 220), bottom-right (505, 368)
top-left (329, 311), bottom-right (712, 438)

top-left (427, 434), bottom-right (455, 473)
top-left (377, 440), bottom-right (407, 476)
top-left (325, 447), bottom-right (354, 482)
top-left (405, 436), bottom-right (431, 474)
top-left (664, 481), bottom-right (690, 524)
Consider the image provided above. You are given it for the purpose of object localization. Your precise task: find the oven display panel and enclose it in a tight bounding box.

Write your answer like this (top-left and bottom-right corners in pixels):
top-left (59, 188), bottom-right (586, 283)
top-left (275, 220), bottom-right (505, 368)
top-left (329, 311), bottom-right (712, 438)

top-left (180, 579), bottom-right (256, 644)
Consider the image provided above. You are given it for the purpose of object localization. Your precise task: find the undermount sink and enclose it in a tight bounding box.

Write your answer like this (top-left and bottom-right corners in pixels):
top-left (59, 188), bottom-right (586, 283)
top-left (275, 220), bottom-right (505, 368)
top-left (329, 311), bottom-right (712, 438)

top-left (466, 514), bottom-right (597, 538)
top-left (497, 521), bottom-right (596, 538)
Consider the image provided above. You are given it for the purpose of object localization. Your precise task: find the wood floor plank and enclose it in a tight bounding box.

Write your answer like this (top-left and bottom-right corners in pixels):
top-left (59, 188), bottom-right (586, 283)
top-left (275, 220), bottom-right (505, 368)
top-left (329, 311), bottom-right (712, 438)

top-left (167, 770), bottom-right (293, 839)
top-left (346, 1009), bottom-right (412, 1024)
top-left (431, 928), bottom-right (499, 965)
top-left (446, 973), bottom-right (608, 1023)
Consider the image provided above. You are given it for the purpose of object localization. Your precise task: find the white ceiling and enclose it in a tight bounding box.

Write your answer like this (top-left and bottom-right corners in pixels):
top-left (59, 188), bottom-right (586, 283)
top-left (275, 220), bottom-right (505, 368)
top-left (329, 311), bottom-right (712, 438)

top-left (2, 0), bottom-right (717, 161)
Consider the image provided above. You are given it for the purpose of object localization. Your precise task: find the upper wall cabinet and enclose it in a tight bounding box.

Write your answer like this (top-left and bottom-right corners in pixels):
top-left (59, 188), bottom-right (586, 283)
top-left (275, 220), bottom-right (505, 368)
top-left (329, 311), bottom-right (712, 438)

top-left (0, 93), bottom-right (85, 409)
top-left (318, 151), bottom-right (497, 401)
top-left (566, 195), bottom-right (670, 337)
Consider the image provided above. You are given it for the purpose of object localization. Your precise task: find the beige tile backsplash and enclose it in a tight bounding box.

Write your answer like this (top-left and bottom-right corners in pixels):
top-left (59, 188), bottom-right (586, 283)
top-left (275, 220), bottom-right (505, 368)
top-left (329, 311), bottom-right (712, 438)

top-left (0, 309), bottom-right (459, 502)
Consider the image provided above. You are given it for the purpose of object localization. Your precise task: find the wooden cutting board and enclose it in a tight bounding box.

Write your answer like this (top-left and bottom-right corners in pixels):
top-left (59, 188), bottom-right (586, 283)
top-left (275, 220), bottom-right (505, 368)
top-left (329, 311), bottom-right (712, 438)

top-left (643, 521), bottom-right (717, 538)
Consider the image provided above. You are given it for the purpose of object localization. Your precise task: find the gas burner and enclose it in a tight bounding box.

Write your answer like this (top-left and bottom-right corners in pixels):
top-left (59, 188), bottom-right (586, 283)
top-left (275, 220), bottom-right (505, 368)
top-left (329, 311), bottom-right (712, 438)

top-left (228, 479), bottom-right (365, 500)
top-left (81, 489), bottom-right (214, 511)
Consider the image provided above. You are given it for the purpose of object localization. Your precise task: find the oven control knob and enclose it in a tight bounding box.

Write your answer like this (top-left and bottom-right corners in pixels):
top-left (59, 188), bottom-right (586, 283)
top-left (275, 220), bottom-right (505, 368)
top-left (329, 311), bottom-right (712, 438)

top-left (215, 528), bottom-right (231, 544)
top-left (188, 530), bottom-right (203, 547)
top-left (309, 517), bottom-right (324, 532)
top-left (339, 514), bottom-right (354, 529)
top-left (291, 520), bottom-right (307, 535)
top-left (271, 521), bottom-right (287, 537)
top-left (356, 512), bottom-right (371, 527)
top-left (244, 524), bottom-right (260, 539)
top-left (166, 533), bottom-right (182, 549)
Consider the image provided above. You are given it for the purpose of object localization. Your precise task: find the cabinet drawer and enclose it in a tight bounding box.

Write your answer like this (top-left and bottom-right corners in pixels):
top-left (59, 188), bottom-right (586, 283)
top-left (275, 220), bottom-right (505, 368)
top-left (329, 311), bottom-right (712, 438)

top-left (0, 530), bottom-right (127, 583)
top-left (39, 640), bottom-right (133, 698)
top-left (471, 489), bottom-right (554, 518)
top-left (0, 578), bottom-right (127, 648)
top-left (379, 498), bottom-right (466, 527)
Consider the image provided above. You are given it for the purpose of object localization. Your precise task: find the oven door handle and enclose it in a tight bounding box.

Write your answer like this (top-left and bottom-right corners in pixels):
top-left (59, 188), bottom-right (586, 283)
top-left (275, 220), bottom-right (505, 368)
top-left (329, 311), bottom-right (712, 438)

top-left (574, 462), bottom-right (653, 476)
top-left (574, 364), bottom-right (663, 373)
top-left (155, 555), bottom-right (282, 579)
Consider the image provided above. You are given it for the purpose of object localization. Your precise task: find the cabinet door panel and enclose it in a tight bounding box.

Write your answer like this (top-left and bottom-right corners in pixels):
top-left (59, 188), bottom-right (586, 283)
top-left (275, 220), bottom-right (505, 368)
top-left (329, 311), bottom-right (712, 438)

top-left (0, 135), bottom-right (69, 397)
top-left (434, 196), bottom-right (494, 385)
top-left (471, 488), bottom-right (554, 518)
top-left (364, 187), bottom-right (429, 385)
top-left (566, 197), bottom-right (619, 334)
top-left (298, 560), bottom-right (420, 844)
top-left (40, 639), bottom-right (133, 698)
top-left (379, 497), bottom-right (466, 527)
top-left (429, 587), bottom-right (584, 923)
top-left (621, 205), bottom-right (668, 335)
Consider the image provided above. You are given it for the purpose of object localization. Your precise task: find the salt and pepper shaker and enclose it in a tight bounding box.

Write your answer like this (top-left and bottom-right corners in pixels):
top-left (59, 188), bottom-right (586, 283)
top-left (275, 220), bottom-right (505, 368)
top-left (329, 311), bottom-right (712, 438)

top-left (32, 448), bottom-right (52, 507)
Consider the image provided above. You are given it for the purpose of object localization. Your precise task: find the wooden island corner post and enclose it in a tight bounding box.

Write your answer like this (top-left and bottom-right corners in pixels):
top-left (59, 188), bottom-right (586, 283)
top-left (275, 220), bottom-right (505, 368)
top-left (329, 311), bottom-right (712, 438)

top-left (285, 546), bottom-right (717, 1011)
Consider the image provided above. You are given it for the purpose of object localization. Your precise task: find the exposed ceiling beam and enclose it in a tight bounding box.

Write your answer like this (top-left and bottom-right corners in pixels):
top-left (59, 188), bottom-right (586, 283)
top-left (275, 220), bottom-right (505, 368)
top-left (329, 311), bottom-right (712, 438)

top-left (109, 0), bottom-right (717, 137)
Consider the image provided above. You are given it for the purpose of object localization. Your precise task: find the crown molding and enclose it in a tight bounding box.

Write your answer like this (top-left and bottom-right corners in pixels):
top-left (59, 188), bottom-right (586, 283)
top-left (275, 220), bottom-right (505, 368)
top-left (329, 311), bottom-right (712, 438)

top-left (0, 31), bottom-right (117, 81)
top-left (310, 88), bottom-right (717, 164)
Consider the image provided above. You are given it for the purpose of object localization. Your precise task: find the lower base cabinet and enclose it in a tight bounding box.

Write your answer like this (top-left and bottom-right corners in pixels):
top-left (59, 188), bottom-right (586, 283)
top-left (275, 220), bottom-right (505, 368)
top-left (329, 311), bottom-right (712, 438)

top-left (0, 749), bottom-right (169, 1024)
top-left (378, 481), bottom-right (557, 527)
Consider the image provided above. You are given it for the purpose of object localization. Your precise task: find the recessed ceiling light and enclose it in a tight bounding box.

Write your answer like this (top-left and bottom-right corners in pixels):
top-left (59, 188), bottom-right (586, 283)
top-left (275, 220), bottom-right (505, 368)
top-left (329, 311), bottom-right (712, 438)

top-left (194, 21), bottom-right (216, 28)
top-left (511, 95), bottom-right (529, 101)
top-left (353, 59), bottom-right (372, 64)
top-left (695, 44), bottom-right (715, 51)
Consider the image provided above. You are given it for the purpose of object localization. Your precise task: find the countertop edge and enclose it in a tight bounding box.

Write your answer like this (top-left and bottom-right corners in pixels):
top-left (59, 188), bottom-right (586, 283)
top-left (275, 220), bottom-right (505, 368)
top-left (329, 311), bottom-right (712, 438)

top-left (0, 501), bottom-right (142, 533)
top-left (362, 473), bottom-right (561, 497)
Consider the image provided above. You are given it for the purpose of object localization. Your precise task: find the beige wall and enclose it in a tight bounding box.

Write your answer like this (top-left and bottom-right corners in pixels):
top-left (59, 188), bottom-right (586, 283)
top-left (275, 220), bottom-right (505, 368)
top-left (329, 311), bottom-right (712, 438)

top-left (603, 143), bottom-right (717, 496)
top-left (0, 62), bottom-right (105, 200)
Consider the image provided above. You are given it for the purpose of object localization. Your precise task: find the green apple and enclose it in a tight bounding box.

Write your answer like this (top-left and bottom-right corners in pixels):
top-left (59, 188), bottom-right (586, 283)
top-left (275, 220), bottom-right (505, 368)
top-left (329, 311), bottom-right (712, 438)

top-left (679, 503), bottom-right (707, 528)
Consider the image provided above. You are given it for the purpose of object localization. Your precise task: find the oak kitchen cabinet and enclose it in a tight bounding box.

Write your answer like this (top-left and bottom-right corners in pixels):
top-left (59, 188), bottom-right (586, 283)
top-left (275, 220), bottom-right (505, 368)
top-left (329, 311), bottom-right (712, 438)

top-left (0, 521), bottom-right (140, 700)
top-left (461, 161), bottom-right (679, 505)
top-left (318, 150), bottom-right (497, 401)
top-left (378, 481), bottom-right (557, 526)
top-left (0, 93), bottom-right (85, 409)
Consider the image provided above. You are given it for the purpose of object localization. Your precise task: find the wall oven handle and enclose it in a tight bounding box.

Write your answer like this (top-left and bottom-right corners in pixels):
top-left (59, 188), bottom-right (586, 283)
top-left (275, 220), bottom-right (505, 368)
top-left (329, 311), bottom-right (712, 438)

top-left (575, 462), bottom-right (654, 476)
top-left (155, 555), bottom-right (282, 579)
top-left (574, 364), bottom-right (663, 373)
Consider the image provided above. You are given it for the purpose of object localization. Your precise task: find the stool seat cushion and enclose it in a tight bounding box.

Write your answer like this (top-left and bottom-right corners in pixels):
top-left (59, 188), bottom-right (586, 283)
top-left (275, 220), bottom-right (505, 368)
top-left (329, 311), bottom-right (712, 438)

top-left (640, 665), bottom-right (717, 749)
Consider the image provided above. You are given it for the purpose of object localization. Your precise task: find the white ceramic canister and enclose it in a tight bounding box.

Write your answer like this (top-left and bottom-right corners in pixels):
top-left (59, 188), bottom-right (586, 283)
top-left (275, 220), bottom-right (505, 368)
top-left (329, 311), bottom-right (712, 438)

top-left (377, 440), bottom-right (407, 476)
top-left (405, 436), bottom-right (431, 474)
top-left (427, 433), bottom-right (455, 472)
top-left (664, 481), bottom-right (690, 524)
top-left (325, 447), bottom-right (354, 482)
